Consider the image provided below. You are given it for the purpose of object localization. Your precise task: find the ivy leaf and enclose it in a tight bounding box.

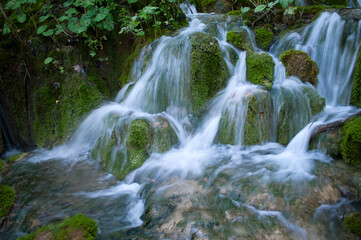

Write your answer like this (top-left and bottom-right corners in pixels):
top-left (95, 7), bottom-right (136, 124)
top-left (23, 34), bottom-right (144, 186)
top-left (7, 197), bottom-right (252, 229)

top-left (44, 57), bottom-right (53, 64)
top-left (58, 16), bottom-right (68, 22)
top-left (39, 14), bottom-right (51, 22)
top-left (285, 6), bottom-right (297, 15)
top-left (64, 0), bottom-right (74, 7)
top-left (42, 29), bottom-right (55, 36)
top-left (86, 6), bottom-right (98, 18)
top-left (254, 5), bottom-right (267, 12)
top-left (90, 51), bottom-right (96, 57)
top-left (17, 14), bottom-right (27, 23)
top-left (241, 7), bottom-right (250, 14)
top-left (65, 8), bottom-right (78, 17)
top-left (94, 7), bottom-right (109, 22)
top-left (5, 0), bottom-right (21, 10)
top-left (37, 25), bottom-right (48, 34)
top-left (102, 15), bottom-right (114, 31)
top-left (280, 0), bottom-right (293, 8)
top-left (128, 0), bottom-right (138, 4)
top-left (3, 23), bottom-right (11, 35)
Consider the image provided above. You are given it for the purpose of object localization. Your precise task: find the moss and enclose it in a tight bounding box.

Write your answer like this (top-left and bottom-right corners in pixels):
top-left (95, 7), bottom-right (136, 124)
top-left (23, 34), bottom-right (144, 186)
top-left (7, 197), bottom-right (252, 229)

top-left (18, 213), bottom-right (98, 240)
top-left (0, 126), bottom-right (3, 154)
top-left (0, 184), bottom-right (16, 219)
top-left (309, 127), bottom-right (344, 157)
top-left (351, 46), bottom-right (361, 108)
top-left (226, 30), bottom-right (253, 52)
top-left (190, 0), bottom-right (218, 12)
top-left (8, 153), bottom-right (27, 163)
top-left (246, 52), bottom-right (275, 89)
top-left (0, 160), bottom-right (4, 174)
top-left (309, 0), bottom-right (347, 6)
top-left (340, 116), bottom-right (361, 166)
top-left (343, 212), bottom-right (361, 236)
top-left (303, 87), bottom-right (325, 117)
top-left (280, 49), bottom-right (319, 86)
top-left (190, 32), bottom-right (229, 112)
top-left (254, 27), bottom-right (274, 51)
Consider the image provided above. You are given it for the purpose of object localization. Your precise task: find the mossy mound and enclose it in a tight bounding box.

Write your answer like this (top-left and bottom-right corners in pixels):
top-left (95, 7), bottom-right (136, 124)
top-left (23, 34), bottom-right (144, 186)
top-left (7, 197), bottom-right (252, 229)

top-left (280, 49), bottom-right (319, 86)
top-left (226, 29), bottom-right (253, 52)
top-left (33, 75), bottom-right (103, 148)
top-left (190, 32), bottom-right (229, 112)
top-left (0, 184), bottom-right (16, 220)
top-left (351, 46), bottom-right (361, 108)
top-left (343, 212), bottom-right (361, 237)
top-left (340, 116), bottom-right (361, 166)
top-left (93, 117), bottom-right (178, 180)
top-left (18, 213), bottom-right (98, 240)
top-left (254, 27), bottom-right (274, 51)
top-left (217, 89), bottom-right (272, 145)
top-left (246, 52), bottom-right (275, 89)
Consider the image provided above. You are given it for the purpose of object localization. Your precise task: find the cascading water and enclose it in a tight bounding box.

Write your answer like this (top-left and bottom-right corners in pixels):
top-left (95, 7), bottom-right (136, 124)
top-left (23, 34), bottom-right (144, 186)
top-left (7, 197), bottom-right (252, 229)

top-left (1, 4), bottom-right (361, 240)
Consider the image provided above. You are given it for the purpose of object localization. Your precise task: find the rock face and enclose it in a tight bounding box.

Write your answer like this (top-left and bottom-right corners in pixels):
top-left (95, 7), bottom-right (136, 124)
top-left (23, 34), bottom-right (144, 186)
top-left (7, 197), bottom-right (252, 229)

top-left (280, 49), bottom-right (319, 86)
top-left (217, 89), bottom-right (272, 145)
top-left (190, 32), bottom-right (229, 112)
top-left (92, 117), bottom-right (178, 180)
top-left (226, 29), bottom-right (253, 52)
top-left (351, 46), bottom-right (361, 108)
top-left (246, 52), bottom-right (275, 89)
top-left (254, 27), bottom-right (274, 51)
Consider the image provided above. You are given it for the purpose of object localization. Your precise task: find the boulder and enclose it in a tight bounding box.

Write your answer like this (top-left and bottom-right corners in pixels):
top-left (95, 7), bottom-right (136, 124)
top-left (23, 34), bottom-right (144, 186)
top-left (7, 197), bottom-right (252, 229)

top-left (226, 29), bottom-right (253, 52)
top-left (246, 52), bottom-right (275, 89)
top-left (254, 27), bottom-right (274, 51)
top-left (190, 32), bottom-right (229, 112)
top-left (280, 49), bottom-right (319, 86)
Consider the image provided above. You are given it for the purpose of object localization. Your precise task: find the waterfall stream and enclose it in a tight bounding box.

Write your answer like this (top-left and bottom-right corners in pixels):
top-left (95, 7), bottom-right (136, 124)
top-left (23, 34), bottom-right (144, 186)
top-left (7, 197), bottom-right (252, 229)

top-left (1, 5), bottom-right (361, 240)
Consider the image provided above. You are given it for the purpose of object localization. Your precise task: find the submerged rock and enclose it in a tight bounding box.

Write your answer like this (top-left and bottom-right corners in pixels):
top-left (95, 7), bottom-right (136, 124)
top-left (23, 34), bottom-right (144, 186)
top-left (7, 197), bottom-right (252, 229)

top-left (92, 117), bottom-right (178, 180)
top-left (217, 88), bottom-right (272, 145)
top-left (254, 27), bottom-right (274, 51)
top-left (18, 213), bottom-right (98, 240)
top-left (246, 52), bottom-right (275, 89)
top-left (280, 49), bottom-right (319, 86)
top-left (226, 29), bottom-right (253, 52)
top-left (309, 128), bottom-right (344, 158)
top-left (190, 32), bottom-right (229, 112)
top-left (351, 46), bottom-right (361, 108)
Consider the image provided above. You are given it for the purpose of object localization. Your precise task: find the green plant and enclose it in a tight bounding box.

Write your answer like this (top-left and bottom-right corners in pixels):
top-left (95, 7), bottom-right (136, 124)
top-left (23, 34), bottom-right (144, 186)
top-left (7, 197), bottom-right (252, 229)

top-left (0, 184), bottom-right (16, 219)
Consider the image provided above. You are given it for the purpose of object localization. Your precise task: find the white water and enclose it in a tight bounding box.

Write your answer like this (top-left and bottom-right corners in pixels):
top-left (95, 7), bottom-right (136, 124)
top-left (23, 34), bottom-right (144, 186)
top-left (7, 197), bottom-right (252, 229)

top-left (17, 5), bottom-right (361, 238)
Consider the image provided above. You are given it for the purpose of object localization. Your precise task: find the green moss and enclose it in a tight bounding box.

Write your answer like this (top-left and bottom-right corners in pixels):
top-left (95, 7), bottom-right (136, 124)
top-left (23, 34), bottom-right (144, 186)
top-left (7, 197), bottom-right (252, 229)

top-left (246, 52), bottom-right (275, 89)
top-left (190, 32), bottom-right (229, 112)
top-left (254, 27), bottom-right (274, 51)
top-left (190, 0), bottom-right (217, 12)
top-left (343, 212), bottom-right (361, 236)
top-left (0, 160), bottom-right (4, 174)
top-left (340, 116), bottom-right (361, 166)
top-left (226, 30), bottom-right (253, 52)
top-left (18, 213), bottom-right (98, 240)
top-left (351, 46), bottom-right (361, 108)
top-left (8, 153), bottom-right (27, 163)
top-left (280, 49), bottom-right (319, 86)
top-left (0, 126), bottom-right (3, 154)
top-left (309, 127), bottom-right (344, 157)
top-left (0, 184), bottom-right (16, 219)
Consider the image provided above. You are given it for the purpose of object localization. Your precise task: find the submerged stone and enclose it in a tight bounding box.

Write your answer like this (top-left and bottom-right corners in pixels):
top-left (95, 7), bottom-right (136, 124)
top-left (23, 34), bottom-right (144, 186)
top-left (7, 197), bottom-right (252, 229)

top-left (246, 52), bottom-right (275, 89)
top-left (217, 88), bottom-right (272, 146)
top-left (226, 29), bottom-right (253, 52)
top-left (254, 27), bottom-right (274, 51)
top-left (18, 213), bottom-right (98, 240)
top-left (280, 49), bottom-right (319, 86)
top-left (190, 32), bottom-right (229, 112)
top-left (351, 46), bottom-right (361, 108)
top-left (93, 117), bottom-right (178, 180)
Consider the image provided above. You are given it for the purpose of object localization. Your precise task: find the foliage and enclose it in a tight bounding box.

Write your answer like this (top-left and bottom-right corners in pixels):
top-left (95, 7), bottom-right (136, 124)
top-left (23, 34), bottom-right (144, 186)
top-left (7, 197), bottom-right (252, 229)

top-left (343, 212), bottom-right (361, 236)
top-left (341, 116), bottom-right (361, 166)
top-left (0, 184), bottom-right (16, 219)
top-left (2, 0), bottom-right (185, 58)
top-left (18, 213), bottom-right (98, 240)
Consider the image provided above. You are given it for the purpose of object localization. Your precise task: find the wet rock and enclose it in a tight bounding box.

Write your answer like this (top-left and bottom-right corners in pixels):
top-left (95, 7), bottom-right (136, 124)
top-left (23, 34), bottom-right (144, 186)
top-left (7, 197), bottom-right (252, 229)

top-left (351, 45), bottom-right (361, 108)
top-left (8, 152), bottom-right (29, 163)
top-left (190, 32), bottom-right (229, 112)
top-left (280, 49), bottom-right (319, 86)
top-left (336, 8), bottom-right (361, 21)
top-left (0, 126), bottom-right (3, 154)
top-left (309, 127), bottom-right (344, 158)
top-left (217, 88), bottom-right (272, 145)
top-left (246, 52), bottom-right (275, 89)
top-left (254, 27), bottom-right (274, 51)
top-left (92, 117), bottom-right (179, 180)
top-left (340, 116), bottom-right (361, 166)
top-left (226, 29), bottom-right (253, 52)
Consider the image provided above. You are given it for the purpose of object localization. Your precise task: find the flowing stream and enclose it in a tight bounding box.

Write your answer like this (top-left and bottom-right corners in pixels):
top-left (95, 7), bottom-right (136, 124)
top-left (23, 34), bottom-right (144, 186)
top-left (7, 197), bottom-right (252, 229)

top-left (1, 5), bottom-right (361, 240)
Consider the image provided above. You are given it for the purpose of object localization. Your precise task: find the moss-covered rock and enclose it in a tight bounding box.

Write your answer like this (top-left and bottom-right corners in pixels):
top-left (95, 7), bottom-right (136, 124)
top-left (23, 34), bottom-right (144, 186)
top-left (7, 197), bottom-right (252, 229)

top-left (0, 159), bottom-right (4, 174)
top-left (217, 89), bottom-right (272, 145)
top-left (254, 27), bottom-right (274, 51)
top-left (309, 127), bottom-right (344, 157)
top-left (280, 49), bottom-right (319, 86)
top-left (343, 212), bottom-right (361, 237)
top-left (340, 116), bottom-right (361, 166)
top-left (226, 29), bottom-right (253, 52)
top-left (190, 0), bottom-right (232, 13)
top-left (0, 126), bottom-right (3, 154)
top-left (8, 152), bottom-right (28, 163)
top-left (190, 32), bottom-right (229, 112)
top-left (18, 213), bottom-right (98, 240)
top-left (351, 46), bottom-right (361, 108)
top-left (0, 184), bottom-right (16, 220)
top-left (246, 52), bottom-right (275, 89)
top-left (93, 117), bottom-right (178, 180)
